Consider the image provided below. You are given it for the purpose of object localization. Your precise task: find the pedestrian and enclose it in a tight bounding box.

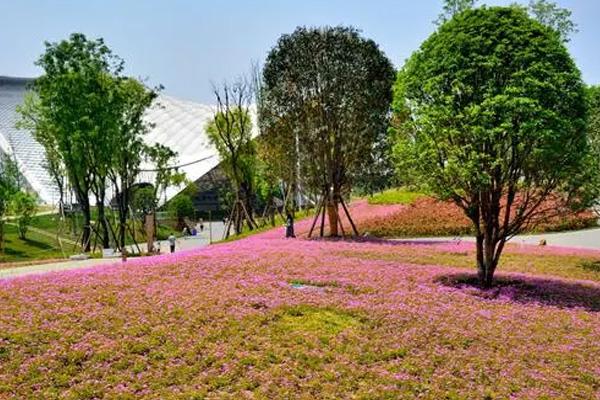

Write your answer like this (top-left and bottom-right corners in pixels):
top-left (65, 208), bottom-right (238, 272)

top-left (168, 233), bottom-right (177, 253)
top-left (285, 212), bottom-right (295, 238)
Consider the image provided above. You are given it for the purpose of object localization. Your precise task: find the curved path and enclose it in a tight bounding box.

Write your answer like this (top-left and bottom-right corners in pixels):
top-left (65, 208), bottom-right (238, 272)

top-left (393, 227), bottom-right (600, 250)
top-left (0, 222), bottom-right (225, 279)
top-left (2, 224), bottom-right (600, 280)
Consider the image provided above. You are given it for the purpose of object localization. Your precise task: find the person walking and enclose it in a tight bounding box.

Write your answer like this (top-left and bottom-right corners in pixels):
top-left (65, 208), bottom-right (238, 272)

top-left (168, 233), bottom-right (177, 253)
top-left (285, 212), bottom-right (295, 238)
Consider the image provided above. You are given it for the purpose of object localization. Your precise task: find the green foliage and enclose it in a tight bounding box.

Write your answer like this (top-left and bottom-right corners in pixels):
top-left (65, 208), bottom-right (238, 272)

top-left (145, 143), bottom-right (186, 204)
top-left (260, 26), bottom-right (395, 235)
top-left (367, 189), bottom-right (425, 205)
top-left (16, 33), bottom-right (124, 251)
top-left (528, 0), bottom-right (577, 42)
top-left (587, 85), bottom-right (600, 153)
top-left (0, 155), bottom-right (22, 250)
top-left (9, 192), bottom-right (37, 240)
top-left (0, 155), bottom-right (20, 218)
top-left (395, 6), bottom-right (590, 286)
top-left (17, 33), bottom-right (170, 251)
top-left (206, 106), bottom-right (256, 196)
top-left (131, 186), bottom-right (156, 216)
top-left (168, 194), bottom-right (195, 229)
top-left (436, 0), bottom-right (478, 25)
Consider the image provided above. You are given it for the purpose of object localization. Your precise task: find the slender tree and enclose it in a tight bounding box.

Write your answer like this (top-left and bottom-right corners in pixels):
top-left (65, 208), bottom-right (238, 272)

top-left (206, 79), bottom-right (257, 235)
top-left (260, 26), bottom-right (395, 236)
top-left (528, 0), bottom-right (577, 42)
top-left (108, 78), bottom-right (159, 249)
top-left (395, 7), bottom-right (590, 287)
top-left (0, 155), bottom-right (21, 250)
top-left (436, 0), bottom-right (478, 25)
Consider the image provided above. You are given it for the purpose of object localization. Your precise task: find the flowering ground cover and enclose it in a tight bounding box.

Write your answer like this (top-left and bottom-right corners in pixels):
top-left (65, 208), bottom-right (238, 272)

top-left (358, 196), bottom-right (598, 238)
top-left (0, 227), bottom-right (599, 399)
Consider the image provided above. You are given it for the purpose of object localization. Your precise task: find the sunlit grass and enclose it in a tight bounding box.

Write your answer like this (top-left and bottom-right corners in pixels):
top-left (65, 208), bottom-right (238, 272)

top-left (366, 188), bottom-right (426, 205)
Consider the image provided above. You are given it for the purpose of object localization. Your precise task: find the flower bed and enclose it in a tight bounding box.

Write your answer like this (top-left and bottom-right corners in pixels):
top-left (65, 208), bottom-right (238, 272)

top-left (0, 233), bottom-right (598, 398)
top-left (358, 196), bottom-right (598, 238)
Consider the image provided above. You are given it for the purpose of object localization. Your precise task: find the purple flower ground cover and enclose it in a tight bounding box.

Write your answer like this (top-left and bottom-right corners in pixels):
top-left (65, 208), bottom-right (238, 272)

top-left (0, 226), bottom-right (599, 399)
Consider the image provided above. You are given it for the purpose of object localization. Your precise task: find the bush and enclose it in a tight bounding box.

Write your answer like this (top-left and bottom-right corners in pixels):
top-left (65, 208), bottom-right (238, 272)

top-left (168, 195), bottom-right (195, 230)
top-left (10, 191), bottom-right (37, 240)
top-left (360, 197), bottom-right (597, 238)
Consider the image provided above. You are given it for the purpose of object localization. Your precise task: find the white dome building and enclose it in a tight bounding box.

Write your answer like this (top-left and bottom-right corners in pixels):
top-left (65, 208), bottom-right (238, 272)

top-left (0, 76), bottom-right (238, 209)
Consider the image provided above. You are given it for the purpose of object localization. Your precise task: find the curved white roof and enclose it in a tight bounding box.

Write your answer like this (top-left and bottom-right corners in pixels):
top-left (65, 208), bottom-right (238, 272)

top-left (140, 95), bottom-right (221, 202)
top-left (0, 76), bottom-right (253, 205)
top-left (0, 77), bottom-right (60, 203)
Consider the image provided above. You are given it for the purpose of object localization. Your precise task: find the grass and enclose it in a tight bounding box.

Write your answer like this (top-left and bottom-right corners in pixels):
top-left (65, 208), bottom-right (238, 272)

top-left (336, 242), bottom-right (600, 283)
top-left (0, 223), bottom-right (70, 265)
top-left (1, 233), bottom-right (598, 398)
top-left (367, 188), bottom-right (425, 205)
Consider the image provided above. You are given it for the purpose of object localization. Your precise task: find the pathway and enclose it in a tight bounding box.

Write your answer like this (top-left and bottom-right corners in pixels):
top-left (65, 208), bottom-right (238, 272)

top-left (393, 227), bottom-right (600, 250)
top-left (0, 222), bottom-right (226, 279)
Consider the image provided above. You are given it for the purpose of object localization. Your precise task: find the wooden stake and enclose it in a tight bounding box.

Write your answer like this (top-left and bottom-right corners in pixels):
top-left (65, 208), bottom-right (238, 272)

top-left (307, 196), bottom-right (324, 238)
top-left (340, 197), bottom-right (359, 236)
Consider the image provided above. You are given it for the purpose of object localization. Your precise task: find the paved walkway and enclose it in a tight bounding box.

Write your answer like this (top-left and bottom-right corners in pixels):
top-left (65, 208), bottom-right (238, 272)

top-left (0, 222), bottom-right (226, 280)
top-left (393, 227), bottom-right (600, 250)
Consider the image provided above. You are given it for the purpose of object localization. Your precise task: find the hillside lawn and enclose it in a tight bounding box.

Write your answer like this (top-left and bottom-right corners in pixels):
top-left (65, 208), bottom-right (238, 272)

top-left (0, 209), bottom-right (598, 399)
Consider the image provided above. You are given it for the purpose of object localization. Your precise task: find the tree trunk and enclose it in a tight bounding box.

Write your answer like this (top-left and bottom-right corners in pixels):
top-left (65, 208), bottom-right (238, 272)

top-left (145, 212), bottom-right (155, 253)
top-left (476, 233), bottom-right (499, 288)
top-left (80, 201), bottom-right (92, 253)
top-left (327, 192), bottom-right (339, 237)
top-left (96, 201), bottom-right (110, 249)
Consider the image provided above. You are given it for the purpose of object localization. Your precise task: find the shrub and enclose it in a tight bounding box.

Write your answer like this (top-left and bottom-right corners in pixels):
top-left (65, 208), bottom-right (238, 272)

top-left (10, 191), bottom-right (37, 240)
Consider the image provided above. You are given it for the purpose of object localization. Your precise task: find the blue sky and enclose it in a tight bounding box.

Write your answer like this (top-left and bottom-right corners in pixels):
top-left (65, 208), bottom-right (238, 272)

top-left (1, 0), bottom-right (598, 103)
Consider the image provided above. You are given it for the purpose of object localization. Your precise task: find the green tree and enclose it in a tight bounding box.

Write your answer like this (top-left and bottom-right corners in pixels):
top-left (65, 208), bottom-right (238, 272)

top-left (586, 86), bottom-right (600, 148)
top-left (168, 194), bottom-right (195, 231)
top-left (206, 80), bottom-right (257, 235)
top-left (142, 143), bottom-right (186, 251)
top-left (108, 78), bottom-right (159, 249)
top-left (528, 0), bottom-right (577, 42)
top-left (0, 155), bottom-right (21, 250)
top-left (18, 33), bottom-right (124, 252)
top-left (395, 7), bottom-right (590, 287)
top-left (10, 191), bottom-right (37, 240)
top-left (260, 26), bottom-right (395, 237)
top-left (436, 0), bottom-right (478, 25)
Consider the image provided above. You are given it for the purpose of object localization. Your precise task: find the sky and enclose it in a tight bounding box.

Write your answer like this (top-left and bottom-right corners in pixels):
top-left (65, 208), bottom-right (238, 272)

top-left (1, 0), bottom-right (599, 103)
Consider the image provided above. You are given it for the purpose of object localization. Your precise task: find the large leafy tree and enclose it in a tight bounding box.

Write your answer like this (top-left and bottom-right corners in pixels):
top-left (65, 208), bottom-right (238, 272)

top-left (260, 26), bottom-right (395, 236)
top-left (395, 7), bottom-right (590, 287)
top-left (19, 33), bottom-right (124, 251)
top-left (19, 33), bottom-right (163, 252)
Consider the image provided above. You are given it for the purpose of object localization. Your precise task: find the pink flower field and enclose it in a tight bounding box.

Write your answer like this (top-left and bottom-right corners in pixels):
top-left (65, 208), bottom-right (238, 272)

top-left (0, 226), bottom-right (599, 398)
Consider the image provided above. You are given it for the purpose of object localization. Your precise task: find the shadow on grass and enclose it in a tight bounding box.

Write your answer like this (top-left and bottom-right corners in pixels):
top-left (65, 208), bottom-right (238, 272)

top-left (307, 235), bottom-right (463, 248)
top-left (22, 238), bottom-right (54, 250)
top-left (436, 273), bottom-right (600, 312)
top-left (2, 248), bottom-right (25, 257)
top-left (579, 260), bottom-right (600, 273)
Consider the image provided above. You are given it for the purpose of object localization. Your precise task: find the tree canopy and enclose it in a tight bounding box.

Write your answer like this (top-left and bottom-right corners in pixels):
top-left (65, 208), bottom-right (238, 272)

top-left (395, 6), bottom-right (589, 286)
top-left (260, 26), bottom-right (395, 236)
top-left (18, 33), bottom-right (168, 252)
